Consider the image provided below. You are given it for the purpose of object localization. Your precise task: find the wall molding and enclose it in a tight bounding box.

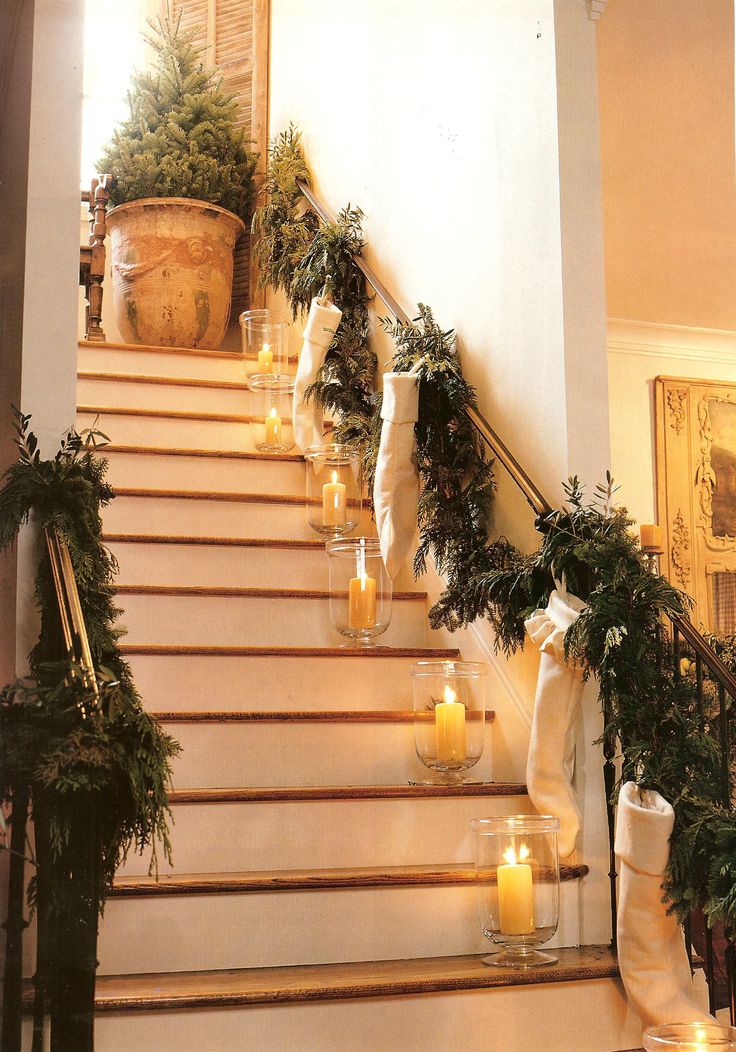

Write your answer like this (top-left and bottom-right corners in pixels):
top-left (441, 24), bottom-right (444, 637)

top-left (608, 317), bottom-right (736, 366)
top-left (586, 0), bottom-right (609, 20)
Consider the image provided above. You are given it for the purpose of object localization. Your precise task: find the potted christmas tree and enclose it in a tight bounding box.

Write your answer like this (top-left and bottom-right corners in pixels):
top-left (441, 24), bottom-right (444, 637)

top-left (98, 16), bottom-right (257, 350)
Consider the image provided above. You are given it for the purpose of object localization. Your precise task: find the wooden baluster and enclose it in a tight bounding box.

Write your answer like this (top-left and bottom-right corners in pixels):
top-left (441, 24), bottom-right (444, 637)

top-left (85, 175), bottom-right (109, 342)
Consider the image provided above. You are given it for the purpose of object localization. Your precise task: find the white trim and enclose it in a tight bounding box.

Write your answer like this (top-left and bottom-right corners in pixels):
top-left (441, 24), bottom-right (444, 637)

top-left (607, 317), bottom-right (736, 365)
top-left (469, 620), bottom-right (533, 732)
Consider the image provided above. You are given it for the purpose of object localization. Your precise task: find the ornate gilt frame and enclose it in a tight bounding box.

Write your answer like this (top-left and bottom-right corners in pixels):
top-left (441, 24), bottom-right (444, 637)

top-left (656, 376), bottom-right (736, 632)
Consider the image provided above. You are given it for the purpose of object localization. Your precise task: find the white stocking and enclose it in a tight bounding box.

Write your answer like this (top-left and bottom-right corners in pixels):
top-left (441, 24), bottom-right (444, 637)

top-left (615, 781), bottom-right (712, 1028)
top-left (525, 587), bottom-right (587, 858)
top-left (292, 296), bottom-right (342, 452)
top-left (373, 369), bottom-right (420, 580)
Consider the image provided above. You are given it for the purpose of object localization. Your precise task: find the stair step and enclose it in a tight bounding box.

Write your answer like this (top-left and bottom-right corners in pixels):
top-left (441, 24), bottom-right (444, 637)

top-left (102, 489), bottom-right (374, 540)
top-left (116, 587), bottom-right (426, 648)
top-left (77, 406), bottom-right (295, 452)
top-left (77, 946), bottom-right (623, 1011)
top-left (158, 714), bottom-right (493, 788)
top-left (111, 862), bottom-right (588, 896)
top-left (78, 371), bottom-right (279, 415)
top-left (125, 648), bottom-right (460, 713)
top-left (154, 709), bottom-right (482, 721)
top-left (167, 783), bottom-right (525, 804)
top-left (103, 445), bottom-right (306, 494)
top-left (78, 340), bottom-right (252, 381)
top-left (96, 865), bottom-right (585, 974)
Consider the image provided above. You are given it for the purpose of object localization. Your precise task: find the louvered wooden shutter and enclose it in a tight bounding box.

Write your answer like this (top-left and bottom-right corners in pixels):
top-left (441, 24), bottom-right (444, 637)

top-left (169, 0), bottom-right (269, 318)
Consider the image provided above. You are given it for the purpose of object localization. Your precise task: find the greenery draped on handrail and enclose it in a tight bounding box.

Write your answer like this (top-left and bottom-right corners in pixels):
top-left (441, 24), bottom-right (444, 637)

top-left (251, 127), bottom-right (736, 941)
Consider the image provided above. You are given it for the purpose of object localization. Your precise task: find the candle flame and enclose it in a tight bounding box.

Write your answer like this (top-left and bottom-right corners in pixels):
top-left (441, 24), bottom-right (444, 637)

top-left (443, 685), bottom-right (457, 705)
top-left (269, 407), bottom-right (277, 419)
top-left (264, 343), bottom-right (270, 352)
top-left (503, 844), bottom-right (530, 866)
top-left (331, 470), bottom-right (338, 485)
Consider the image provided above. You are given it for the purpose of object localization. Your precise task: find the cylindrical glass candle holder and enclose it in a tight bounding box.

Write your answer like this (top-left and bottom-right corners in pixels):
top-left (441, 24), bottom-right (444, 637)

top-left (250, 375), bottom-right (295, 453)
top-left (643, 1024), bottom-right (736, 1051)
top-left (304, 444), bottom-right (362, 537)
top-left (326, 537), bottom-right (392, 646)
top-left (410, 661), bottom-right (486, 785)
top-left (472, 814), bottom-right (560, 968)
top-left (240, 309), bottom-right (291, 381)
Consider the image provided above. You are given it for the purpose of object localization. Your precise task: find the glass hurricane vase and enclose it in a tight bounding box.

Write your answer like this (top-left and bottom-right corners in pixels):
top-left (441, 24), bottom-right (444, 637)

top-left (472, 814), bottom-right (560, 968)
top-left (250, 375), bottom-right (295, 453)
top-left (240, 308), bottom-right (291, 382)
top-left (643, 1024), bottom-right (736, 1050)
top-left (304, 444), bottom-right (362, 537)
top-left (326, 537), bottom-right (392, 647)
top-left (410, 661), bottom-right (487, 785)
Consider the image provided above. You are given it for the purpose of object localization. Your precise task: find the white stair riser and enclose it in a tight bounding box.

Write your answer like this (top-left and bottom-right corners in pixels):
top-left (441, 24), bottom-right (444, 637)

top-left (104, 451), bottom-right (306, 495)
top-left (117, 592), bottom-right (426, 648)
top-left (103, 496), bottom-right (376, 541)
top-left (78, 377), bottom-right (284, 416)
top-left (77, 410), bottom-right (296, 453)
top-left (163, 722), bottom-right (493, 788)
top-left (96, 881), bottom-right (580, 974)
top-left (118, 796), bottom-right (532, 875)
top-left (89, 980), bottom-right (643, 1052)
top-left (128, 654), bottom-right (447, 712)
top-left (77, 346), bottom-right (293, 383)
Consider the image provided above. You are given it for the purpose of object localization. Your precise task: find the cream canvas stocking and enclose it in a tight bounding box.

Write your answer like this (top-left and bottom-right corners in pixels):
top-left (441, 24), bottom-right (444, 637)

top-left (373, 368), bottom-right (420, 580)
top-left (615, 781), bottom-right (712, 1028)
top-left (292, 296), bottom-right (342, 452)
top-left (524, 587), bottom-right (587, 858)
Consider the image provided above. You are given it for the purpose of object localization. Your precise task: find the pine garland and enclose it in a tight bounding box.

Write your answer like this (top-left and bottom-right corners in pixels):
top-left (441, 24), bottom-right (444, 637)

top-left (251, 126), bottom-right (736, 936)
top-left (98, 14), bottom-right (257, 219)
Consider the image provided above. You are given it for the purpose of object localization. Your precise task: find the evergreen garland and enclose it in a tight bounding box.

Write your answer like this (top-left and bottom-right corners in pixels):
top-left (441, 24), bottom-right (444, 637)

top-left (98, 15), bottom-right (256, 219)
top-left (252, 125), bottom-right (736, 936)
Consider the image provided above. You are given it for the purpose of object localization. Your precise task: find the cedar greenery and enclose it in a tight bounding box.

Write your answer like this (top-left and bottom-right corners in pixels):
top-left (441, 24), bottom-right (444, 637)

top-left (252, 125), bottom-right (736, 936)
top-left (98, 14), bottom-right (257, 219)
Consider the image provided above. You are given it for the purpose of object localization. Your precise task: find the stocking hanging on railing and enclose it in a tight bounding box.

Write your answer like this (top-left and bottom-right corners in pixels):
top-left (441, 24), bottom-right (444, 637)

top-left (615, 782), bottom-right (712, 1028)
top-left (524, 585), bottom-right (586, 858)
top-left (292, 295), bottom-right (342, 452)
top-left (373, 365), bottom-right (421, 580)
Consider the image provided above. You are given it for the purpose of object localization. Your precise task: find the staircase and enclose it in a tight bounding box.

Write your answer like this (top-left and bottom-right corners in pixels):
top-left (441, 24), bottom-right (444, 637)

top-left (67, 338), bottom-right (645, 1051)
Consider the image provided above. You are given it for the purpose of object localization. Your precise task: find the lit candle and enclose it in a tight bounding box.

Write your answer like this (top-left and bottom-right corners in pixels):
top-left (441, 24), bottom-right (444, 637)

top-left (322, 470), bottom-right (347, 527)
top-left (435, 685), bottom-right (466, 763)
top-left (498, 844), bottom-right (535, 935)
top-left (257, 343), bottom-right (273, 373)
top-left (264, 407), bottom-right (281, 445)
top-left (639, 523), bottom-right (663, 550)
top-left (348, 542), bottom-right (376, 629)
top-left (693, 1026), bottom-right (708, 1050)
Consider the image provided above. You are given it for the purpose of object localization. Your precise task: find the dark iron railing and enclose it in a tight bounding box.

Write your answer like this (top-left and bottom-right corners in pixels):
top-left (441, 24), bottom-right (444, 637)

top-left (297, 178), bottom-right (735, 1022)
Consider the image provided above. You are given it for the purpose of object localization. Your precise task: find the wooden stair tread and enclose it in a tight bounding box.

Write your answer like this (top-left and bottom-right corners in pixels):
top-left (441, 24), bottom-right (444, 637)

top-left (152, 709), bottom-right (494, 723)
top-left (111, 862), bottom-right (589, 896)
top-left (168, 783), bottom-right (526, 804)
top-left (102, 445), bottom-right (304, 463)
top-left (79, 371), bottom-right (259, 392)
top-left (116, 584), bottom-right (426, 601)
top-left (78, 404), bottom-right (266, 425)
top-left (44, 946), bottom-right (619, 1011)
top-left (104, 533), bottom-right (325, 549)
top-left (79, 339), bottom-right (245, 360)
top-left (110, 488), bottom-right (314, 505)
top-left (120, 644), bottom-right (460, 658)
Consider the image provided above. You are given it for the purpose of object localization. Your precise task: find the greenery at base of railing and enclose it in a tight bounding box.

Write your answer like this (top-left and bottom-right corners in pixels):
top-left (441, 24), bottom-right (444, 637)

top-left (0, 411), bottom-right (178, 1047)
top-left (252, 127), bottom-right (736, 936)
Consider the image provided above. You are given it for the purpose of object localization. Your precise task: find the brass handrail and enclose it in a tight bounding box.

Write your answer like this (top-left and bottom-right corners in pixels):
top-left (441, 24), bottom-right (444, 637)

top-left (297, 180), bottom-right (554, 519)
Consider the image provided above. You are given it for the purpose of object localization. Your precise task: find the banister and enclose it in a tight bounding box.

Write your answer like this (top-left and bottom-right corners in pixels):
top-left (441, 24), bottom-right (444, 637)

top-left (296, 179), bottom-right (553, 519)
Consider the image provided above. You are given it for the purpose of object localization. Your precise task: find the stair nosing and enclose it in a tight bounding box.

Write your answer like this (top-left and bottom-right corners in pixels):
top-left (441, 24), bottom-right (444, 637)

top-left (104, 533), bottom-right (325, 549)
top-left (167, 783), bottom-right (527, 804)
top-left (120, 645), bottom-right (461, 658)
top-left (40, 946), bottom-right (619, 1012)
top-left (109, 488), bottom-right (320, 506)
top-left (102, 444), bottom-right (305, 463)
top-left (116, 584), bottom-right (426, 601)
top-left (78, 339), bottom-right (246, 360)
top-left (78, 405), bottom-right (266, 425)
top-left (110, 862), bottom-right (589, 897)
top-left (151, 709), bottom-right (494, 723)
top-left (79, 371), bottom-right (261, 393)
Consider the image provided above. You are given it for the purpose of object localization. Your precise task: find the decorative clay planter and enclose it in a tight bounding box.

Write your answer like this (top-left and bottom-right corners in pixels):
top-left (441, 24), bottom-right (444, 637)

top-left (106, 197), bottom-right (245, 350)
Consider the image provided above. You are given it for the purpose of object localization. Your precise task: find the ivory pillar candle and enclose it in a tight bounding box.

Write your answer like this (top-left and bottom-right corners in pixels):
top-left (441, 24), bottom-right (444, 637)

top-left (435, 686), bottom-right (466, 763)
top-left (498, 845), bottom-right (535, 935)
top-left (265, 407), bottom-right (281, 445)
top-left (639, 523), bottom-right (663, 550)
top-left (348, 573), bottom-right (376, 629)
top-left (322, 470), bottom-right (347, 527)
top-left (258, 344), bottom-right (274, 373)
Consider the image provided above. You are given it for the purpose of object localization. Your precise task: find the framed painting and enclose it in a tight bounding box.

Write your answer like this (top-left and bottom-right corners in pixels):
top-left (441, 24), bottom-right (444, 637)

top-left (656, 376), bottom-right (736, 634)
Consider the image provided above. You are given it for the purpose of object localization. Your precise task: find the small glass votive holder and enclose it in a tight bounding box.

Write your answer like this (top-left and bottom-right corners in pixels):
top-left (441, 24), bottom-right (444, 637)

top-left (240, 308), bottom-right (291, 382)
top-left (410, 661), bottom-right (486, 785)
top-left (304, 444), bottom-right (362, 537)
top-left (250, 375), bottom-right (295, 453)
top-left (472, 814), bottom-right (560, 969)
top-left (326, 537), bottom-right (392, 647)
top-left (643, 1024), bottom-right (736, 1051)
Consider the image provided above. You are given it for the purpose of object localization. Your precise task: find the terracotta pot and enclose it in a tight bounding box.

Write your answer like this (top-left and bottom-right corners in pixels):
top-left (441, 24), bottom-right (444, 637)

top-left (106, 198), bottom-right (245, 350)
